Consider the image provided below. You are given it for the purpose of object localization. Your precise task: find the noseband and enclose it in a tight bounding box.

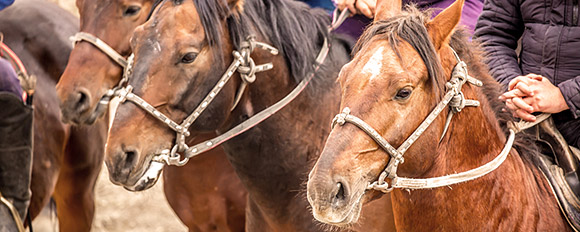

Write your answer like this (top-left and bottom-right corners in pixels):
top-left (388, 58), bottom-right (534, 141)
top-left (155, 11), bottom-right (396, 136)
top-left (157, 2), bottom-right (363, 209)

top-left (331, 50), bottom-right (516, 192)
top-left (116, 37), bottom-right (279, 165)
top-left (112, 9), bottom-right (350, 166)
top-left (70, 32), bottom-right (131, 117)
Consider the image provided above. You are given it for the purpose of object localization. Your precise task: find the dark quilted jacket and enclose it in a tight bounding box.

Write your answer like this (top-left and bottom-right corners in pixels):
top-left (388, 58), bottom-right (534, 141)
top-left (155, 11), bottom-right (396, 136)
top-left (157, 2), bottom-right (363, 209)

top-left (474, 0), bottom-right (580, 147)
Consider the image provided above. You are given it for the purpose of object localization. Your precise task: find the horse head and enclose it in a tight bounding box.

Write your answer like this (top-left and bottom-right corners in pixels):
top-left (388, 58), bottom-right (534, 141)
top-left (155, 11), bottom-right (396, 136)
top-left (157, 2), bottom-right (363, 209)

top-left (104, 0), bottom-right (247, 190)
top-left (307, 0), bottom-right (466, 226)
top-left (56, 0), bottom-right (155, 124)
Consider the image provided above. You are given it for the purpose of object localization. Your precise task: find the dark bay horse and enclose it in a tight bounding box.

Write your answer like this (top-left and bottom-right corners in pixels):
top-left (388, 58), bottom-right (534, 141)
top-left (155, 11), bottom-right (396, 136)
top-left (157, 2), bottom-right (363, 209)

top-left (55, 0), bottom-right (246, 230)
top-left (0, 1), bottom-right (107, 230)
top-left (307, 0), bottom-right (569, 230)
top-left (105, 0), bottom-right (395, 231)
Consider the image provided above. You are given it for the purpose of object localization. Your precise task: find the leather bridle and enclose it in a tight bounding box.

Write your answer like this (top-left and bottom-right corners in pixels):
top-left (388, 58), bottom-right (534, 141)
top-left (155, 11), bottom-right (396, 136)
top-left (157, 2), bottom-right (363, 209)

top-left (69, 32), bottom-right (131, 118)
top-left (112, 9), bottom-right (351, 166)
top-left (331, 49), bottom-right (517, 192)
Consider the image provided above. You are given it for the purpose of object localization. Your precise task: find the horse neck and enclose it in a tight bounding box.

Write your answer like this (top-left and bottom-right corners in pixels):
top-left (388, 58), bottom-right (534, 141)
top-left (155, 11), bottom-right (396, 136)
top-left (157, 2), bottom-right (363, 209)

top-left (216, 35), bottom-right (344, 230)
top-left (390, 62), bottom-right (565, 231)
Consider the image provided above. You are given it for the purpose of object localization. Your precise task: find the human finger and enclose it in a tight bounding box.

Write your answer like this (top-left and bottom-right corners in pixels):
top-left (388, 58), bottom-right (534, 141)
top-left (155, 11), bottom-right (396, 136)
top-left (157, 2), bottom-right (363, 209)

top-left (525, 73), bottom-right (544, 81)
top-left (363, 0), bottom-right (377, 16)
top-left (504, 99), bottom-right (518, 111)
top-left (499, 89), bottom-right (527, 100)
top-left (347, 0), bottom-right (358, 15)
top-left (512, 97), bottom-right (534, 113)
top-left (336, 0), bottom-right (355, 13)
top-left (514, 82), bottom-right (534, 96)
top-left (514, 108), bottom-right (537, 121)
top-left (356, 0), bottom-right (373, 18)
top-left (508, 76), bottom-right (533, 90)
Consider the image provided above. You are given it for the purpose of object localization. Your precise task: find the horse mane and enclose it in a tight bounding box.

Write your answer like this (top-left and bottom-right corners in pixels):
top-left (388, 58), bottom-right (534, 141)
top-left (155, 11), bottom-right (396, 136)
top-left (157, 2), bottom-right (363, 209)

top-left (192, 0), bottom-right (332, 83)
top-left (354, 5), bottom-right (539, 162)
top-left (449, 31), bottom-right (540, 163)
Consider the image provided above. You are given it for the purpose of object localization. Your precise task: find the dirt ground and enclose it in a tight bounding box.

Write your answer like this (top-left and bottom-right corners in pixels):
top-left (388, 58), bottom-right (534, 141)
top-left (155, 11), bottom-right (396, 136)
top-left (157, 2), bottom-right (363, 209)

top-left (32, 165), bottom-right (188, 231)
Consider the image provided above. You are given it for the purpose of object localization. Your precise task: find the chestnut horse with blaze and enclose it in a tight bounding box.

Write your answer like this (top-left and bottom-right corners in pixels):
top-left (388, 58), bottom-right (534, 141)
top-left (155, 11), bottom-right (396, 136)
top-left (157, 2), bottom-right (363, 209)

top-left (55, 0), bottom-right (246, 230)
top-left (105, 0), bottom-right (396, 231)
top-left (308, 0), bottom-right (570, 230)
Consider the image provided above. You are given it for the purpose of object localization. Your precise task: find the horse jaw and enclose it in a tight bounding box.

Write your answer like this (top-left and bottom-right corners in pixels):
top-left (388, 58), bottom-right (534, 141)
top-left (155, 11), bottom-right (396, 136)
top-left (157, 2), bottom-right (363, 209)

top-left (123, 160), bottom-right (165, 192)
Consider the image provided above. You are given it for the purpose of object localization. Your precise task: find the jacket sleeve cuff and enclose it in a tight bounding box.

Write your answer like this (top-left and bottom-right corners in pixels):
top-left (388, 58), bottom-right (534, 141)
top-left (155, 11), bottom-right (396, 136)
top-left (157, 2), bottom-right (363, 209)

top-left (558, 77), bottom-right (580, 118)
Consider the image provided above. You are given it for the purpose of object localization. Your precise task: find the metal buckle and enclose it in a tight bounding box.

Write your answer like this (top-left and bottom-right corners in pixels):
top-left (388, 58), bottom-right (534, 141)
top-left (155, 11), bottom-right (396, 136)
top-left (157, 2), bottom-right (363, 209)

top-left (368, 171), bottom-right (395, 193)
top-left (153, 145), bottom-right (189, 166)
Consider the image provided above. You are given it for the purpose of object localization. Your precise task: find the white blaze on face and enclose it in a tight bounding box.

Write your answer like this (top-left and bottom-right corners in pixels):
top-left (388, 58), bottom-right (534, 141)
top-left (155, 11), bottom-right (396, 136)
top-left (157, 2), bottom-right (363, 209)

top-left (362, 47), bottom-right (384, 81)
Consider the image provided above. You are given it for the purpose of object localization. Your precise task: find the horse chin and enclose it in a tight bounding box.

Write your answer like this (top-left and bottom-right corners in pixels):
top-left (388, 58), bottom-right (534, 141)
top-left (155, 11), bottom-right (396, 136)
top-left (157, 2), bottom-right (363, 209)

top-left (63, 104), bottom-right (106, 125)
top-left (123, 160), bottom-right (165, 192)
top-left (312, 192), bottom-right (365, 227)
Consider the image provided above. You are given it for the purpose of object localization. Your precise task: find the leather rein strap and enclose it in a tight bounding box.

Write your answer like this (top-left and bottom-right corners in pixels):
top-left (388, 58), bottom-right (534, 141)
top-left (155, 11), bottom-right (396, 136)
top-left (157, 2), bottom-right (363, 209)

top-left (115, 9), bottom-right (350, 166)
top-left (0, 38), bottom-right (36, 103)
top-left (332, 49), bottom-right (516, 192)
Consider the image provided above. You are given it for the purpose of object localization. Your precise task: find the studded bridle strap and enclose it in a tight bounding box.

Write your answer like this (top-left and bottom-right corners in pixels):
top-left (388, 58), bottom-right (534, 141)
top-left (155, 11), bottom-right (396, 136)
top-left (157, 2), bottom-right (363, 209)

top-left (116, 37), bottom-right (279, 166)
top-left (70, 32), bottom-right (128, 68)
top-left (116, 39), bottom-right (278, 137)
top-left (333, 88), bottom-right (457, 179)
top-left (334, 106), bottom-right (516, 191)
top-left (387, 129), bottom-right (515, 190)
top-left (331, 49), bottom-right (515, 192)
top-left (114, 9), bottom-right (350, 166)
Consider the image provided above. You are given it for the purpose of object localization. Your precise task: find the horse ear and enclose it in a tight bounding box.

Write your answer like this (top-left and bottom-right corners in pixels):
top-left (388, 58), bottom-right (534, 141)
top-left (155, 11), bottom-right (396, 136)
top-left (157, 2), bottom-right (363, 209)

top-left (425, 0), bottom-right (464, 50)
top-left (374, 0), bottom-right (402, 21)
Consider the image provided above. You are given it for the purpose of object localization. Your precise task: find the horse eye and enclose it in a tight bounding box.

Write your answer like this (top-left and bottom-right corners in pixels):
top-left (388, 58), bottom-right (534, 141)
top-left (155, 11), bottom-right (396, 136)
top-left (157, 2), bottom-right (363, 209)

top-left (395, 88), bottom-right (412, 100)
top-left (123, 5), bottom-right (141, 17)
top-left (181, 52), bottom-right (198, 64)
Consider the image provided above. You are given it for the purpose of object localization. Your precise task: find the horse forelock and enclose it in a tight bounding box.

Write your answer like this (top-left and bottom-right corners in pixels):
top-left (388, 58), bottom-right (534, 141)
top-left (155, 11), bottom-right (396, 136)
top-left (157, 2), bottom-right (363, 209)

top-left (354, 6), bottom-right (445, 99)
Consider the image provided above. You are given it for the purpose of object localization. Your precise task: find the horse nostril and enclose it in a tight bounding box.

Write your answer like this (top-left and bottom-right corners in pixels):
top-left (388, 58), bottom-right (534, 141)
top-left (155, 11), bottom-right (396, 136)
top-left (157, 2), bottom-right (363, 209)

top-left (124, 149), bottom-right (137, 170)
top-left (74, 88), bottom-right (91, 113)
top-left (335, 182), bottom-right (346, 200)
top-left (332, 181), bottom-right (347, 207)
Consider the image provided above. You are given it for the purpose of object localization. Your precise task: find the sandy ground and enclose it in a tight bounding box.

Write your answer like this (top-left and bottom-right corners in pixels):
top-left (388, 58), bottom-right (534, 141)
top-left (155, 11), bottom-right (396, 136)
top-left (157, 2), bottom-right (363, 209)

top-left (32, 165), bottom-right (188, 231)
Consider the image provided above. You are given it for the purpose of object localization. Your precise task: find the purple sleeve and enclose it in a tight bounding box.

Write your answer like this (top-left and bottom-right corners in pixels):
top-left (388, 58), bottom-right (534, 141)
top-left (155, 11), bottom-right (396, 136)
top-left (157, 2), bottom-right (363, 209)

top-left (0, 58), bottom-right (23, 100)
top-left (474, 0), bottom-right (524, 88)
top-left (558, 77), bottom-right (580, 118)
top-left (405, 0), bottom-right (483, 34)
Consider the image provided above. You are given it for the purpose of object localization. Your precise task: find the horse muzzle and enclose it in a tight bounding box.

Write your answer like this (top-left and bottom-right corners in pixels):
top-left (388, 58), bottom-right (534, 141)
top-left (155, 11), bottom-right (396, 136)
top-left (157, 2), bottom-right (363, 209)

top-left (123, 160), bottom-right (164, 192)
top-left (307, 176), bottom-right (365, 226)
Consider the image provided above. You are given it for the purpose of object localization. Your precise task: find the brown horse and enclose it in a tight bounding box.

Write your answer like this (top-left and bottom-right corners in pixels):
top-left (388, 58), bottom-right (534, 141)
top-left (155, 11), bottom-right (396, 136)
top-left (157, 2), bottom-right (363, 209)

top-left (105, 0), bottom-right (396, 231)
top-left (0, 0), bottom-right (108, 230)
top-left (307, 0), bottom-right (570, 230)
top-left (55, 0), bottom-right (247, 230)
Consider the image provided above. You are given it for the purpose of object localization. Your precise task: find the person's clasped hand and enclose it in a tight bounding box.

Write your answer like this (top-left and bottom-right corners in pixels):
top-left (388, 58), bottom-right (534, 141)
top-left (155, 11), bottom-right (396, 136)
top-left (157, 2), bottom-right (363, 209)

top-left (498, 73), bottom-right (569, 122)
top-left (334, 0), bottom-right (377, 18)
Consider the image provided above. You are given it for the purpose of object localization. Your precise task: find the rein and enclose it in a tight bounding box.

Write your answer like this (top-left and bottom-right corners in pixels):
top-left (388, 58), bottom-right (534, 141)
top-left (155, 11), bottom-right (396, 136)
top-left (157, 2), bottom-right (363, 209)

top-left (0, 37), bottom-right (36, 104)
top-left (331, 49), bottom-right (516, 192)
top-left (114, 9), bottom-right (350, 166)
